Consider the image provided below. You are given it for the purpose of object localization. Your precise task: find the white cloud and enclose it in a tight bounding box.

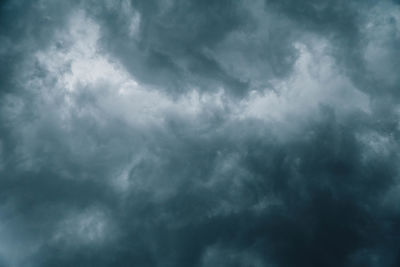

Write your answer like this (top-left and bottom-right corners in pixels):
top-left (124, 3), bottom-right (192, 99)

top-left (53, 207), bottom-right (113, 246)
top-left (238, 38), bottom-right (370, 128)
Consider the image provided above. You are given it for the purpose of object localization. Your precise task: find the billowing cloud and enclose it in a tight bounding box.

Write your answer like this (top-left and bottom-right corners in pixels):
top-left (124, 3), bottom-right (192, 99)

top-left (1, 0), bottom-right (400, 266)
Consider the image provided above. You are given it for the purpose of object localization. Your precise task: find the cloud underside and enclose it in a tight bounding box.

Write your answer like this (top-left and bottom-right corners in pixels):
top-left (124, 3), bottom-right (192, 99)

top-left (1, 0), bottom-right (400, 266)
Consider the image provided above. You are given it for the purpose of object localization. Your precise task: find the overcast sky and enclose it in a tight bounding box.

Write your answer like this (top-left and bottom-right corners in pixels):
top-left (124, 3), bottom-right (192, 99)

top-left (1, 0), bottom-right (400, 266)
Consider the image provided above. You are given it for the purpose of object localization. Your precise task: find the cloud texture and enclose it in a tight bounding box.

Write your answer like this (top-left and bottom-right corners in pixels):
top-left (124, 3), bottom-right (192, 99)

top-left (1, 0), bottom-right (400, 266)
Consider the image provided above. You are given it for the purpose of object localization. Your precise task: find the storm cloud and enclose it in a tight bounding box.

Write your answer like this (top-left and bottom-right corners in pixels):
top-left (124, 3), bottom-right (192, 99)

top-left (1, 0), bottom-right (400, 266)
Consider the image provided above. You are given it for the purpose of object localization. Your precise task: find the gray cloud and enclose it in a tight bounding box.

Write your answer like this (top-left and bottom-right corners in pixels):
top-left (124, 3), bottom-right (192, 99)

top-left (1, 0), bottom-right (400, 266)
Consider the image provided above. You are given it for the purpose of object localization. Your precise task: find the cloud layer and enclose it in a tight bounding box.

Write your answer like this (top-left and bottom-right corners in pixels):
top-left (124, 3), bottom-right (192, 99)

top-left (1, 0), bottom-right (400, 266)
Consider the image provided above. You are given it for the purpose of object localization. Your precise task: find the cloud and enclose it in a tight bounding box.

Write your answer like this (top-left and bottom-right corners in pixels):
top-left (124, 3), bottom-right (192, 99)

top-left (1, 0), bottom-right (400, 266)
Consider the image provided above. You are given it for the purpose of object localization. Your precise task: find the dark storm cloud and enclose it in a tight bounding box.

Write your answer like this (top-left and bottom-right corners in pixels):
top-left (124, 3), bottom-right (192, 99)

top-left (84, 0), bottom-right (250, 96)
top-left (1, 0), bottom-right (400, 267)
top-left (264, 0), bottom-right (400, 99)
top-left (4, 110), bottom-right (399, 267)
top-left (84, 0), bottom-right (307, 96)
top-left (86, 0), bottom-right (400, 99)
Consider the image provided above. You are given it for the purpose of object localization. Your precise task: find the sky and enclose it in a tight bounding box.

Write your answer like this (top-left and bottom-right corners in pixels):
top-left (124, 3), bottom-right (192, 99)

top-left (1, 0), bottom-right (400, 266)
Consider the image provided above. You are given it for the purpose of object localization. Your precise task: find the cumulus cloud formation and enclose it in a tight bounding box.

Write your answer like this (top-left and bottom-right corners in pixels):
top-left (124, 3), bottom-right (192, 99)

top-left (1, 0), bottom-right (400, 266)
